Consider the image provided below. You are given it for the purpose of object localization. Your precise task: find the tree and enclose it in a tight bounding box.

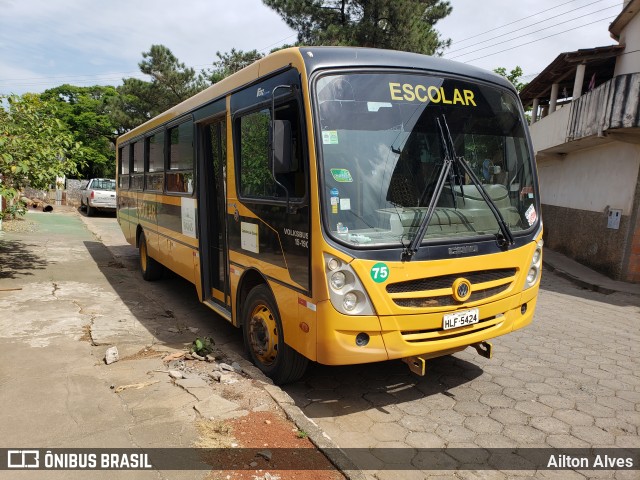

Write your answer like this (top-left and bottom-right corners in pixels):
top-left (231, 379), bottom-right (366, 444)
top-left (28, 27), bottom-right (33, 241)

top-left (139, 45), bottom-right (207, 105)
top-left (0, 94), bottom-right (84, 218)
top-left (493, 66), bottom-right (526, 93)
top-left (263, 0), bottom-right (452, 55)
top-left (202, 49), bottom-right (264, 84)
top-left (109, 45), bottom-right (207, 132)
top-left (41, 84), bottom-right (119, 179)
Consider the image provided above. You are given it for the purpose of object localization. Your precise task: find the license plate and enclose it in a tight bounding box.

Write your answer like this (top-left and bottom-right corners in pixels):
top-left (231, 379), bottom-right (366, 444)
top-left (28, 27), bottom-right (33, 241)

top-left (443, 308), bottom-right (479, 330)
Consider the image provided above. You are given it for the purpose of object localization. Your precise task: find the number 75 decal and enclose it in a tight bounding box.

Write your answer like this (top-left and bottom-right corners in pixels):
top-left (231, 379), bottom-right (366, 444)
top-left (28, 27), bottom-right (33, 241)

top-left (370, 263), bottom-right (390, 283)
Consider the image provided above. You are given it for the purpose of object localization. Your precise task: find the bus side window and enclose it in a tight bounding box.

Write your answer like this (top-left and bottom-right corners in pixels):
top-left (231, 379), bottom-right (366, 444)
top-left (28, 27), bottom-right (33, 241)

top-left (274, 101), bottom-right (306, 199)
top-left (167, 120), bottom-right (194, 194)
top-left (118, 145), bottom-right (131, 189)
top-left (236, 101), bottom-right (306, 201)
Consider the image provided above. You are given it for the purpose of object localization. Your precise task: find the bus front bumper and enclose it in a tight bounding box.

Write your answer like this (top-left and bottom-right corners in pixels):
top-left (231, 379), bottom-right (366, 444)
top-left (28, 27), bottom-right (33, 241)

top-left (315, 285), bottom-right (539, 366)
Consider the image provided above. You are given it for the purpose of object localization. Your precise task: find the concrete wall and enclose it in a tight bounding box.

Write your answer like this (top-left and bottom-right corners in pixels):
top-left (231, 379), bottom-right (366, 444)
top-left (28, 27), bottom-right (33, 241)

top-left (65, 179), bottom-right (87, 207)
top-left (529, 105), bottom-right (571, 152)
top-left (538, 142), bottom-right (640, 280)
top-left (614, 9), bottom-right (640, 76)
top-left (538, 142), bottom-right (640, 214)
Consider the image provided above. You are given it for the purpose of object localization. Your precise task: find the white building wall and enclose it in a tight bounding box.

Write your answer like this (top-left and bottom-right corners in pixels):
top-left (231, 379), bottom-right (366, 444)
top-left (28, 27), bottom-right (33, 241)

top-left (537, 141), bottom-right (640, 214)
top-left (614, 6), bottom-right (640, 76)
top-left (528, 105), bottom-right (570, 152)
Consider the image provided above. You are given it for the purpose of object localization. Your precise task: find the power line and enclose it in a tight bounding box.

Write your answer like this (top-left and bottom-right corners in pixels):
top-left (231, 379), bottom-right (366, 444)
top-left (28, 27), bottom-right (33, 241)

top-left (446, 7), bottom-right (619, 60)
top-left (462, 16), bottom-right (617, 63)
top-left (451, 0), bottom-right (607, 45)
top-left (446, 3), bottom-right (619, 56)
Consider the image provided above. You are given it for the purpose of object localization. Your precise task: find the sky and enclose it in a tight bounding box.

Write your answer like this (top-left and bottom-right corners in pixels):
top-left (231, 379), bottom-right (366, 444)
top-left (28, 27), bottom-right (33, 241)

top-left (0, 0), bottom-right (622, 95)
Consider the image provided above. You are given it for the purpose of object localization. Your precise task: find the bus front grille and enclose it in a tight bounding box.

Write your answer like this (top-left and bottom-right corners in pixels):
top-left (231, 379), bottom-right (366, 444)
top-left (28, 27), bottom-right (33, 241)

top-left (386, 268), bottom-right (517, 308)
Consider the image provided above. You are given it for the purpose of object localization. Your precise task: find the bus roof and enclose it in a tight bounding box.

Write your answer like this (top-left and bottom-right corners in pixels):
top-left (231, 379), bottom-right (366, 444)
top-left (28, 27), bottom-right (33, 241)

top-left (118, 46), bottom-right (514, 143)
top-left (299, 46), bottom-right (513, 90)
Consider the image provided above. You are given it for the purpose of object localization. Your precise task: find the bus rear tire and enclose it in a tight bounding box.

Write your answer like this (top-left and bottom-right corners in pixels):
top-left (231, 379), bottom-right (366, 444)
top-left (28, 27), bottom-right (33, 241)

top-left (242, 285), bottom-right (308, 385)
top-left (139, 231), bottom-right (164, 281)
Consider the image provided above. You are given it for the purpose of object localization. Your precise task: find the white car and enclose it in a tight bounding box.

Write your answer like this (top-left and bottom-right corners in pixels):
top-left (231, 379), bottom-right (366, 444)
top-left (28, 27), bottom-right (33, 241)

top-left (81, 178), bottom-right (116, 216)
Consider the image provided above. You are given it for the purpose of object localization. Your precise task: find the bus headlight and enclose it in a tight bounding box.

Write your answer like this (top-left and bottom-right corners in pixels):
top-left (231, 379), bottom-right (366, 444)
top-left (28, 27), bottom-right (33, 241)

top-left (324, 253), bottom-right (376, 316)
top-left (331, 271), bottom-right (347, 290)
top-left (524, 240), bottom-right (543, 289)
top-left (343, 292), bottom-right (358, 311)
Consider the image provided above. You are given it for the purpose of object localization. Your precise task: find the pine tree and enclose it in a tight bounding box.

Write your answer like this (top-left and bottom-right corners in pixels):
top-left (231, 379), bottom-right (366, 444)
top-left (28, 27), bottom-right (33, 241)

top-left (263, 0), bottom-right (452, 55)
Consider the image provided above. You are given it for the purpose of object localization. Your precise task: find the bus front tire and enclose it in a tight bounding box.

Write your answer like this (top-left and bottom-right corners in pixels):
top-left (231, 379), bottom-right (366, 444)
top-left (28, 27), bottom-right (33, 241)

top-left (139, 231), bottom-right (164, 281)
top-left (242, 285), bottom-right (308, 385)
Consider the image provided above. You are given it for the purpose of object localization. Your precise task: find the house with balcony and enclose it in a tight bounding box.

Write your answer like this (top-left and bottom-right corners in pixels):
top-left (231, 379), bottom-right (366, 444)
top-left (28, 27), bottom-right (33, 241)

top-left (519, 0), bottom-right (640, 282)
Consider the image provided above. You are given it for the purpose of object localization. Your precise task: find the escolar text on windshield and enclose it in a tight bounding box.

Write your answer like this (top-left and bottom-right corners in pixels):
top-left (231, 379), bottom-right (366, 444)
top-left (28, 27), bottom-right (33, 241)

top-left (388, 83), bottom-right (477, 106)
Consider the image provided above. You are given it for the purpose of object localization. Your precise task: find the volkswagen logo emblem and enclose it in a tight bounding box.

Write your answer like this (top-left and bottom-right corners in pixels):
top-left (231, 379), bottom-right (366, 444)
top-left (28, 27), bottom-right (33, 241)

top-left (452, 278), bottom-right (472, 302)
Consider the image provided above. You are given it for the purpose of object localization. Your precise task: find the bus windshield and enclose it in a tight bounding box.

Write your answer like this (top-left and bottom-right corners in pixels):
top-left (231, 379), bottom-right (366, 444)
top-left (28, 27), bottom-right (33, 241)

top-left (316, 72), bottom-right (538, 248)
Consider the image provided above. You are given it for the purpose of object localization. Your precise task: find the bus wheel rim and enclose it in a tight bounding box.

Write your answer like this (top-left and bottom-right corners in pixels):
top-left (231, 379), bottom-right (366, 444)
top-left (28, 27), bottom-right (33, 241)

top-left (248, 305), bottom-right (278, 366)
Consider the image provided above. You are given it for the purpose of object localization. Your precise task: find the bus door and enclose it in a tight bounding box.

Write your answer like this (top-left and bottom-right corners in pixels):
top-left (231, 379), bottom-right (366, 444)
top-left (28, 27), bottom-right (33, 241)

top-left (197, 114), bottom-right (230, 309)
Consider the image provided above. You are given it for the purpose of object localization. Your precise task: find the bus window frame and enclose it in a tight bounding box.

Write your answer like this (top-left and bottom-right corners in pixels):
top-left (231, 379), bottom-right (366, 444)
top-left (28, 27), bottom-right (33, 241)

top-left (118, 143), bottom-right (132, 190)
top-left (165, 116), bottom-right (196, 198)
top-left (144, 127), bottom-right (165, 193)
top-left (130, 139), bottom-right (145, 192)
top-left (233, 93), bottom-right (310, 208)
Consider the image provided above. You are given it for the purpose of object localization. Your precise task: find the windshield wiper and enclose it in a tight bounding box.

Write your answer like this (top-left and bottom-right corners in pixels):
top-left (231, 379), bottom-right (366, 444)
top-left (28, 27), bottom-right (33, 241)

top-left (403, 117), bottom-right (454, 260)
top-left (403, 115), bottom-right (514, 261)
top-left (441, 116), bottom-right (515, 249)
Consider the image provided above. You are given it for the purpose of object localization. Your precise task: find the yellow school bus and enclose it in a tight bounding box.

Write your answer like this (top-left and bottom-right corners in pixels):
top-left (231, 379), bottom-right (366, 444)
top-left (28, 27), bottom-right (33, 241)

top-left (116, 47), bottom-right (542, 384)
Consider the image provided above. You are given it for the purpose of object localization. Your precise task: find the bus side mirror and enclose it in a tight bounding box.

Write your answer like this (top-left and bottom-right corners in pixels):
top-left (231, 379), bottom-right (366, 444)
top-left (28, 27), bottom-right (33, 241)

top-left (272, 119), bottom-right (292, 174)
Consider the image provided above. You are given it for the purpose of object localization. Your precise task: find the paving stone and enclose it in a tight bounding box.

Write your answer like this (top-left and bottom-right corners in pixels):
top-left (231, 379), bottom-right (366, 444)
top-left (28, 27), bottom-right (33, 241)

top-left (363, 406), bottom-right (403, 424)
top-left (474, 433), bottom-right (516, 448)
top-left (546, 434), bottom-right (590, 448)
top-left (529, 416), bottom-right (571, 434)
top-left (596, 395), bottom-right (635, 411)
top-left (615, 435), bottom-right (640, 448)
top-left (369, 422), bottom-right (407, 442)
top-left (571, 425), bottom-right (615, 445)
top-left (553, 410), bottom-right (594, 426)
top-left (404, 431), bottom-right (445, 448)
top-left (464, 416), bottom-right (502, 434)
top-left (479, 394), bottom-right (515, 408)
top-left (426, 408), bottom-right (466, 426)
top-left (514, 400), bottom-right (553, 417)
top-left (524, 382), bottom-right (559, 395)
top-left (493, 376), bottom-right (525, 388)
top-left (335, 412), bottom-right (373, 433)
top-left (595, 416), bottom-right (637, 436)
top-left (369, 441), bottom-right (414, 465)
top-left (537, 394), bottom-right (575, 409)
top-left (434, 424), bottom-right (475, 443)
top-left (453, 400), bottom-right (491, 417)
top-left (192, 394), bottom-right (239, 419)
top-left (488, 407), bottom-right (528, 426)
top-left (398, 414), bottom-right (438, 433)
top-left (503, 387), bottom-right (538, 402)
top-left (616, 410), bottom-right (640, 427)
top-left (575, 401), bottom-right (616, 418)
top-left (502, 425), bottom-right (546, 444)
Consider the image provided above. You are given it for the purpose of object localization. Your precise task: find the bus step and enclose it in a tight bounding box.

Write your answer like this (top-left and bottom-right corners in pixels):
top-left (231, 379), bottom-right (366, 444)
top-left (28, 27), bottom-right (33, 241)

top-left (472, 341), bottom-right (493, 359)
